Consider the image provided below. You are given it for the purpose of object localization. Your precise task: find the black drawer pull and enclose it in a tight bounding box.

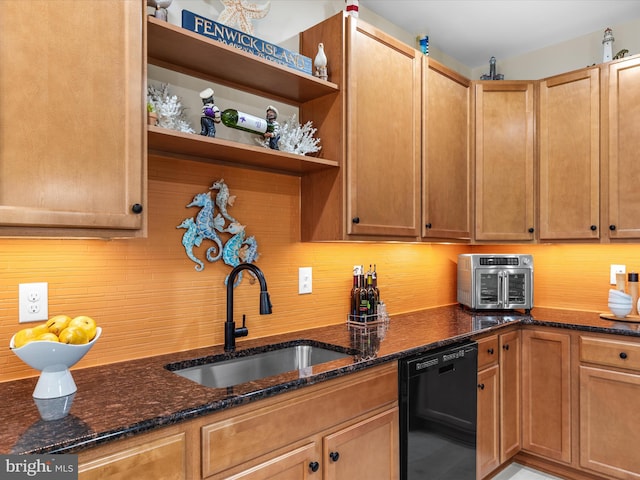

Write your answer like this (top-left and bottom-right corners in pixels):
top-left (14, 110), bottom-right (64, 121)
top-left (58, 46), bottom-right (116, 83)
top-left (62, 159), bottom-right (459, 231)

top-left (620, 352), bottom-right (628, 360)
top-left (329, 451), bottom-right (340, 462)
top-left (478, 383), bottom-right (485, 390)
top-left (309, 461), bottom-right (320, 473)
top-left (503, 344), bottom-right (510, 351)
top-left (487, 348), bottom-right (494, 355)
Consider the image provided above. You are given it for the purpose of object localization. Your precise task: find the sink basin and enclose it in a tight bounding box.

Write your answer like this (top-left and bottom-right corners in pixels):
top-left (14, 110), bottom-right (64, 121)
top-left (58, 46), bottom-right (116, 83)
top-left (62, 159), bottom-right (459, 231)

top-left (167, 341), bottom-right (353, 388)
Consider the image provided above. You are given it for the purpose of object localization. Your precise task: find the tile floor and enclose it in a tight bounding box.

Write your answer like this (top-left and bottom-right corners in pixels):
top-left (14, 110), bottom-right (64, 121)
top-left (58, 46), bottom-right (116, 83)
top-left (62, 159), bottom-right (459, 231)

top-left (493, 463), bottom-right (565, 480)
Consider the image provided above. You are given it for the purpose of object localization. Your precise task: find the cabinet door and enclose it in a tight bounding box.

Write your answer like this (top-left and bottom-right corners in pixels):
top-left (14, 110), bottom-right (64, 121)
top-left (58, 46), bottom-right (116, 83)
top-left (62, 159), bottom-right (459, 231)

top-left (606, 57), bottom-right (640, 239)
top-left (225, 443), bottom-right (319, 480)
top-left (474, 82), bottom-right (535, 241)
top-left (539, 68), bottom-right (600, 240)
top-left (499, 330), bottom-right (521, 462)
top-left (422, 58), bottom-right (471, 240)
top-left (579, 366), bottom-right (640, 479)
top-left (0, 0), bottom-right (145, 237)
top-left (346, 18), bottom-right (420, 239)
top-left (79, 432), bottom-right (187, 480)
top-left (477, 365), bottom-right (500, 479)
top-left (521, 329), bottom-right (571, 463)
top-left (323, 407), bottom-right (399, 480)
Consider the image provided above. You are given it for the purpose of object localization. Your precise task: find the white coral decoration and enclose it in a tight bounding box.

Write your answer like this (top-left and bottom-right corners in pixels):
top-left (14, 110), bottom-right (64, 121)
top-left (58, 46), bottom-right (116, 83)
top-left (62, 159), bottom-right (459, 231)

top-left (147, 83), bottom-right (195, 134)
top-left (255, 114), bottom-right (321, 156)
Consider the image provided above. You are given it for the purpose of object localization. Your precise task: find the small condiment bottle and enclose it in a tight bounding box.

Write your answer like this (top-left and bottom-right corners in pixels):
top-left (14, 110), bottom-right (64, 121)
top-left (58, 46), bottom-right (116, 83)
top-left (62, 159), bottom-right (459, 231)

top-left (629, 272), bottom-right (639, 316)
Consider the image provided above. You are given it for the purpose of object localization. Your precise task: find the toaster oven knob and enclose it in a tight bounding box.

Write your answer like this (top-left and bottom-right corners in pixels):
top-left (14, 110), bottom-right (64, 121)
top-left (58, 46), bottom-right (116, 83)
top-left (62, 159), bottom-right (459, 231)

top-left (590, 225), bottom-right (597, 231)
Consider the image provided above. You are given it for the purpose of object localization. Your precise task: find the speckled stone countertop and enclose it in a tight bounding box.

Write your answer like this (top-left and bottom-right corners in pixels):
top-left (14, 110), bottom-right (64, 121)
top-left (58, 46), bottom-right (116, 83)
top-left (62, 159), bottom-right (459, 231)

top-left (1, 305), bottom-right (638, 455)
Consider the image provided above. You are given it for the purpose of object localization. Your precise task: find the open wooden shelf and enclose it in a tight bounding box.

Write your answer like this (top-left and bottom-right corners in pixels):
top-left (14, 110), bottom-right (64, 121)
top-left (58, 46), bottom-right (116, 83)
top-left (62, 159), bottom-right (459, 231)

top-left (148, 125), bottom-right (339, 175)
top-left (147, 16), bottom-right (339, 105)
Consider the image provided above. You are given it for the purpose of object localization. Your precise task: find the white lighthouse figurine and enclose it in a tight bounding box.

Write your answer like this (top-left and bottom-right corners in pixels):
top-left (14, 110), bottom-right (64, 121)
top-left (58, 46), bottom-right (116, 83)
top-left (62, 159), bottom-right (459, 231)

top-left (603, 27), bottom-right (614, 62)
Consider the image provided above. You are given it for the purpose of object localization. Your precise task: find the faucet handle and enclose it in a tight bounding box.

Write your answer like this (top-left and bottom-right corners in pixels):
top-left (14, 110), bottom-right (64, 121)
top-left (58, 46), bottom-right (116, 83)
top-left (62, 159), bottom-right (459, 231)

top-left (235, 314), bottom-right (248, 339)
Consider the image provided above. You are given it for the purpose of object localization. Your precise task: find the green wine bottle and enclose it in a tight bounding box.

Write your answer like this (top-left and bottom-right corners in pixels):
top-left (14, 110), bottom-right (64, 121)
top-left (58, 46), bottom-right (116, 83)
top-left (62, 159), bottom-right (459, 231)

top-left (220, 109), bottom-right (273, 135)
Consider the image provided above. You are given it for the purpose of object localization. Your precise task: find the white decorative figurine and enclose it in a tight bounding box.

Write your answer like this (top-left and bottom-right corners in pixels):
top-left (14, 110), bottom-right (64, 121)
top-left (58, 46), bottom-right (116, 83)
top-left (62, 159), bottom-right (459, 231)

top-left (314, 43), bottom-right (328, 81)
top-left (603, 27), bottom-right (614, 63)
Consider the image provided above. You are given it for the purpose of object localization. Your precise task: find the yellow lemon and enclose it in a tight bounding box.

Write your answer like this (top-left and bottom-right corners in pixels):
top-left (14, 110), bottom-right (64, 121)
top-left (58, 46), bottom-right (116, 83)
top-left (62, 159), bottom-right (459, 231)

top-left (13, 328), bottom-right (37, 348)
top-left (37, 332), bottom-right (60, 342)
top-left (59, 326), bottom-right (89, 345)
top-left (32, 323), bottom-right (50, 337)
top-left (68, 315), bottom-right (97, 341)
top-left (46, 314), bottom-right (71, 336)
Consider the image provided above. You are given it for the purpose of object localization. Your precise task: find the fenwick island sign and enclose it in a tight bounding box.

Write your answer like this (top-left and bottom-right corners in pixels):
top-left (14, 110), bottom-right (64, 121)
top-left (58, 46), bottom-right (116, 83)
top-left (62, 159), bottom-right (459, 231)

top-left (181, 10), bottom-right (313, 75)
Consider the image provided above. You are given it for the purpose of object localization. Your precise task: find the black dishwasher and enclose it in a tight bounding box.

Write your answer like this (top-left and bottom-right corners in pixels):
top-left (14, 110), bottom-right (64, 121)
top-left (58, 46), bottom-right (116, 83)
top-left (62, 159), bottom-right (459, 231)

top-left (399, 341), bottom-right (478, 479)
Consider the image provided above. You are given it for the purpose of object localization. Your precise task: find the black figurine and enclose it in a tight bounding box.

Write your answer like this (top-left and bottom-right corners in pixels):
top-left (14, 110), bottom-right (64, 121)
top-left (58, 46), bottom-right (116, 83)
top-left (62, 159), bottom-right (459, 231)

top-left (480, 56), bottom-right (504, 80)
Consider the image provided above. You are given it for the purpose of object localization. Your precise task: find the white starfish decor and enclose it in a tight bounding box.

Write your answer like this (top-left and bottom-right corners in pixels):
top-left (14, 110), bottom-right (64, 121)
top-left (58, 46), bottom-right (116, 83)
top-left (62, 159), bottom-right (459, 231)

top-left (218, 0), bottom-right (270, 35)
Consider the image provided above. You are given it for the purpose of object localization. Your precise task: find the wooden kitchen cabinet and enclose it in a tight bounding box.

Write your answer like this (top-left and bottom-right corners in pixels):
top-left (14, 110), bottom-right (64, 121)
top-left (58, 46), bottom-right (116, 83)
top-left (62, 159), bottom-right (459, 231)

top-left (300, 14), bottom-right (421, 241)
top-left (422, 58), bottom-right (471, 241)
top-left (146, 17), bottom-right (339, 176)
top-left (78, 423), bottom-right (197, 480)
top-left (323, 408), bottom-right (398, 480)
top-left (475, 330), bottom-right (520, 479)
top-left (538, 67), bottom-right (600, 241)
top-left (473, 81), bottom-right (535, 242)
top-left (201, 362), bottom-right (398, 479)
top-left (579, 334), bottom-right (640, 479)
top-left (0, 0), bottom-right (146, 237)
top-left (521, 328), bottom-right (572, 464)
top-left (605, 56), bottom-right (640, 240)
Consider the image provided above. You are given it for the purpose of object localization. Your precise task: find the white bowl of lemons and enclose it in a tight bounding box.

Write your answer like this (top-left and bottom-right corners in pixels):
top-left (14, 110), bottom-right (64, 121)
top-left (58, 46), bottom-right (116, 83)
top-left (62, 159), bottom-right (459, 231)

top-left (10, 315), bottom-right (100, 403)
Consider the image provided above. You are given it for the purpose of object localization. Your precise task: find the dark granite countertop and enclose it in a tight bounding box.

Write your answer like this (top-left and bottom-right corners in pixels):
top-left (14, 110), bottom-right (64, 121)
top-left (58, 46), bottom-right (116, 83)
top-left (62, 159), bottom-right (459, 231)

top-left (1, 305), bottom-right (638, 455)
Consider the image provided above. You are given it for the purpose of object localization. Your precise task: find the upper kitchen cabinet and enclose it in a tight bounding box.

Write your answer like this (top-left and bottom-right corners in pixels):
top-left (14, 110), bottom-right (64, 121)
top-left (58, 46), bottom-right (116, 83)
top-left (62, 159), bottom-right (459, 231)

top-left (538, 67), bottom-right (600, 241)
top-left (300, 13), bottom-right (421, 241)
top-left (474, 81), bottom-right (535, 242)
top-left (605, 55), bottom-right (640, 240)
top-left (0, 0), bottom-right (146, 237)
top-left (146, 16), bottom-right (339, 175)
top-left (422, 58), bottom-right (471, 241)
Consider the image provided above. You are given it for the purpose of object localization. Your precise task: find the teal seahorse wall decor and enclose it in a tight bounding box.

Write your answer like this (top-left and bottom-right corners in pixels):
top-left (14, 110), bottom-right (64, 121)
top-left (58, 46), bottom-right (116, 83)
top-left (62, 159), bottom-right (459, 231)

top-left (177, 178), bottom-right (260, 286)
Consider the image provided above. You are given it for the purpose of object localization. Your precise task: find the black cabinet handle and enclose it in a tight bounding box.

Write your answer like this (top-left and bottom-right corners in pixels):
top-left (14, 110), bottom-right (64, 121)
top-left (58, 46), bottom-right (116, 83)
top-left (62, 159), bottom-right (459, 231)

top-left (309, 461), bottom-right (320, 473)
top-left (425, 223), bottom-right (432, 229)
top-left (329, 451), bottom-right (340, 462)
top-left (610, 224), bottom-right (617, 231)
top-left (620, 352), bottom-right (628, 359)
top-left (131, 203), bottom-right (143, 214)
top-left (503, 344), bottom-right (510, 351)
top-left (487, 348), bottom-right (494, 355)
top-left (590, 225), bottom-right (597, 231)
top-left (478, 383), bottom-right (485, 390)
top-left (528, 227), bottom-right (534, 233)
top-left (352, 217), bottom-right (360, 224)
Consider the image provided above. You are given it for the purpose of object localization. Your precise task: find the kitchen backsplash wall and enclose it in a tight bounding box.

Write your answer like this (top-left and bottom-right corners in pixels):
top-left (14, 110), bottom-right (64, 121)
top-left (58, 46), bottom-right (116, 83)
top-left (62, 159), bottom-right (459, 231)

top-left (0, 156), bottom-right (465, 382)
top-left (2, 156), bottom-right (639, 381)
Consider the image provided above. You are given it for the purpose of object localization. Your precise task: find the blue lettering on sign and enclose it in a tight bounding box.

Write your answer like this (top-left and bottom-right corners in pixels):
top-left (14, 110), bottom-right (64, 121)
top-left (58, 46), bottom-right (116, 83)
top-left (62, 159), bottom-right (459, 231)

top-left (182, 10), bottom-right (312, 75)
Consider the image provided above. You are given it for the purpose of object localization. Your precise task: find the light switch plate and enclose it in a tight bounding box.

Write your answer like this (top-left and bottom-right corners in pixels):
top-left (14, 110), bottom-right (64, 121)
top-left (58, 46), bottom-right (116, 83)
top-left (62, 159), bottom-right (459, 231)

top-left (610, 264), bottom-right (626, 284)
top-left (298, 267), bottom-right (312, 294)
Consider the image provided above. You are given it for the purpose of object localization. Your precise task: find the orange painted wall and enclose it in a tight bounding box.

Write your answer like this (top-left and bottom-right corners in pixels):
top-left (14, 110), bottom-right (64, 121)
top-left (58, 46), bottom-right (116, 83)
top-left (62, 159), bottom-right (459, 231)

top-left (2, 156), bottom-right (639, 382)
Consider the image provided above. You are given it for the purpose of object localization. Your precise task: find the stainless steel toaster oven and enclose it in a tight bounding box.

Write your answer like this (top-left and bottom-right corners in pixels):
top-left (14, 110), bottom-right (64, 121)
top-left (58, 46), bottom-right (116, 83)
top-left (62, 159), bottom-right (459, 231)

top-left (457, 254), bottom-right (533, 312)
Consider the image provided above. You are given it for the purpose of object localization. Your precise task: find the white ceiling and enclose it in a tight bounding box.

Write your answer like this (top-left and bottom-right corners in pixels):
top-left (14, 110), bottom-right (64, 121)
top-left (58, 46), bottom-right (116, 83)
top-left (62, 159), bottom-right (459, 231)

top-left (359, 0), bottom-right (640, 68)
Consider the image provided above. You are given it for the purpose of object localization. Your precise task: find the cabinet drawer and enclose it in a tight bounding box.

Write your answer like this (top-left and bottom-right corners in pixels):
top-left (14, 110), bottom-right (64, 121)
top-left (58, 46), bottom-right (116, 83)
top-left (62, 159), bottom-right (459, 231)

top-left (580, 336), bottom-right (640, 371)
top-left (477, 336), bottom-right (499, 370)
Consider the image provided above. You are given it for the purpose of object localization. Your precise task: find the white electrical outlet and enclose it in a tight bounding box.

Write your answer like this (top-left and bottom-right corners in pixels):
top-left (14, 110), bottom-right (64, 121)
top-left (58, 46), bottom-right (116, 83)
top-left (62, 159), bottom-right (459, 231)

top-left (298, 267), bottom-right (312, 294)
top-left (610, 264), bottom-right (626, 284)
top-left (19, 282), bottom-right (48, 323)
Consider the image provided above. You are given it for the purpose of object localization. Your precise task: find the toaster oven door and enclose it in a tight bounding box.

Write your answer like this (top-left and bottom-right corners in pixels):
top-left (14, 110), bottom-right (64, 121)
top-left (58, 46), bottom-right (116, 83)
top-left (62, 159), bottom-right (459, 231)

top-left (476, 268), bottom-right (531, 309)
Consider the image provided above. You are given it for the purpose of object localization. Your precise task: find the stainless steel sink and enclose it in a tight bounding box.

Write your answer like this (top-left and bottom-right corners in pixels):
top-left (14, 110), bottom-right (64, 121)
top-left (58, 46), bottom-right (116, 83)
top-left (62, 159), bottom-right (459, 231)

top-left (167, 342), bottom-right (353, 388)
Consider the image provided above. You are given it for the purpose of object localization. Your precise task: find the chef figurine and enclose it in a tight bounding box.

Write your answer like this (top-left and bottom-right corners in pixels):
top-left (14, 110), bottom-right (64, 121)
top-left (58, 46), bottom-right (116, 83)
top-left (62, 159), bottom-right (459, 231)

top-left (264, 105), bottom-right (280, 150)
top-left (199, 88), bottom-right (220, 137)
